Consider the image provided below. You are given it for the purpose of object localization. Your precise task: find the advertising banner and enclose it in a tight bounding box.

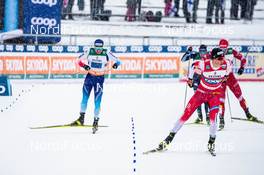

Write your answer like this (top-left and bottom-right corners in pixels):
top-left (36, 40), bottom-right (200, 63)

top-left (110, 57), bottom-right (144, 79)
top-left (0, 56), bottom-right (25, 79)
top-left (0, 45), bottom-right (263, 81)
top-left (23, 0), bottom-right (61, 43)
top-left (50, 56), bottom-right (78, 79)
top-left (231, 53), bottom-right (264, 81)
top-left (0, 76), bottom-right (12, 96)
top-left (25, 56), bottom-right (50, 79)
top-left (144, 56), bottom-right (180, 78)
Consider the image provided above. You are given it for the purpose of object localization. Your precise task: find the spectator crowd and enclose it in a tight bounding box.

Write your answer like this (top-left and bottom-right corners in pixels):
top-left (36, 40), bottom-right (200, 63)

top-left (164, 0), bottom-right (258, 23)
top-left (61, 0), bottom-right (258, 24)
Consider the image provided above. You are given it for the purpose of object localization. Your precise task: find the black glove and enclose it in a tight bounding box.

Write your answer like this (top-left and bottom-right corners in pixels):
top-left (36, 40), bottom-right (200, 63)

top-left (187, 78), bottom-right (193, 88)
top-left (112, 63), bottom-right (119, 69)
top-left (237, 67), bottom-right (244, 75)
top-left (83, 64), bottom-right (90, 71)
top-left (187, 46), bottom-right (193, 51)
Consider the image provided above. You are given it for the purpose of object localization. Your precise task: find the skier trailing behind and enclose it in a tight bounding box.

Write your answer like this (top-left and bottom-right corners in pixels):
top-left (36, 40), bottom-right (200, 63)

top-left (217, 39), bottom-right (258, 129)
top-left (71, 39), bottom-right (121, 133)
top-left (157, 48), bottom-right (231, 156)
top-left (181, 44), bottom-right (211, 124)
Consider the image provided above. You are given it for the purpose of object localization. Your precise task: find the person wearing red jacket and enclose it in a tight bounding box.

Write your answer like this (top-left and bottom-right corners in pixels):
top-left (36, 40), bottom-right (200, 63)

top-left (218, 39), bottom-right (258, 129)
top-left (157, 48), bottom-right (231, 155)
top-left (181, 45), bottom-right (210, 124)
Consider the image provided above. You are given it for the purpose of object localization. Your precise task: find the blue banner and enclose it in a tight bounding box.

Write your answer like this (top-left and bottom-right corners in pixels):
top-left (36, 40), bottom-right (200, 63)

top-left (0, 45), bottom-right (264, 54)
top-left (0, 76), bottom-right (12, 96)
top-left (23, 0), bottom-right (61, 43)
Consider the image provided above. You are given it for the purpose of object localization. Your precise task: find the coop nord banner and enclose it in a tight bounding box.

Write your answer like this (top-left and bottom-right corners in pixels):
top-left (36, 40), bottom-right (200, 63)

top-left (23, 0), bottom-right (61, 43)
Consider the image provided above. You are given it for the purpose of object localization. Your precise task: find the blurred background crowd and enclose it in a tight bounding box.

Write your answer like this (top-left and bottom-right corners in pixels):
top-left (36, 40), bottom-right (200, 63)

top-left (61, 0), bottom-right (259, 24)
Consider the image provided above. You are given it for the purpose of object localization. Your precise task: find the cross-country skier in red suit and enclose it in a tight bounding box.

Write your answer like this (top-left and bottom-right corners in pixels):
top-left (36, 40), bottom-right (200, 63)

top-left (218, 39), bottom-right (258, 129)
top-left (182, 45), bottom-right (211, 124)
top-left (157, 48), bottom-right (231, 155)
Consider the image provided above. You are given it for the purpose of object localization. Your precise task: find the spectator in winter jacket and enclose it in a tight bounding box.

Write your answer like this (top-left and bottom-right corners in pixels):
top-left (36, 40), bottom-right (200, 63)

top-left (125, 0), bottom-right (137, 21)
top-left (62, 0), bottom-right (75, 20)
top-left (164, 0), bottom-right (172, 16)
top-left (174, 0), bottom-right (180, 17)
top-left (206, 0), bottom-right (225, 24)
top-left (90, 0), bottom-right (105, 20)
top-left (230, 0), bottom-right (240, 20)
top-left (183, 0), bottom-right (199, 23)
top-left (241, 0), bottom-right (257, 21)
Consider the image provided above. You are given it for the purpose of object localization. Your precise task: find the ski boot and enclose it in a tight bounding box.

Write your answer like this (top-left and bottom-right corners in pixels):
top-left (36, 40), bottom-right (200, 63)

top-left (70, 112), bottom-right (85, 126)
top-left (208, 136), bottom-right (216, 156)
top-left (194, 117), bottom-right (203, 124)
top-left (92, 118), bottom-right (99, 134)
top-left (194, 113), bottom-right (203, 124)
top-left (219, 115), bottom-right (225, 130)
top-left (158, 132), bottom-right (175, 151)
top-left (245, 109), bottom-right (258, 121)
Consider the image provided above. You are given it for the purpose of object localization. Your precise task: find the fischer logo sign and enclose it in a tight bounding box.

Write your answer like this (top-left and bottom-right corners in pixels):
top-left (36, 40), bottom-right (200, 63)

top-left (31, 0), bottom-right (58, 7)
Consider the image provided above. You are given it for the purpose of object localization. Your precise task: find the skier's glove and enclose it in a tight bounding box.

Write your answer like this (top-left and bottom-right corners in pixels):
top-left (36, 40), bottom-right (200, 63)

top-left (187, 46), bottom-right (193, 51)
top-left (237, 67), bottom-right (244, 75)
top-left (112, 63), bottom-right (119, 69)
top-left (187, 78), bottom-right (193, 88)
top-left (83, 64), bottom-right (90, 71)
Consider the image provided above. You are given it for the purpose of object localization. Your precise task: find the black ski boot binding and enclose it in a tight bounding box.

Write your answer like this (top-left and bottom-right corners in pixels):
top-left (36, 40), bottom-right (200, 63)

top-left (158, 132), bottom-right (175, 151)
top-left (219, 115), bottom-right (225, 130)
top-left (92, 118), bottom-right (99, 134)
top-left (246, 110), bottom-right (258, 121)
top-left (71, 112), bottom-right (85, 126)
top-left (194, 114), bottom-right (203, 124)
top-left (208, 136), bottom-right (216, 156)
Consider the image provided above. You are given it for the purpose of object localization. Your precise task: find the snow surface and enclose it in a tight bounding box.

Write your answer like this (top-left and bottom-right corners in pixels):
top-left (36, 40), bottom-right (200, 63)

top-left (0, 79), bottom-right (263, 175)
